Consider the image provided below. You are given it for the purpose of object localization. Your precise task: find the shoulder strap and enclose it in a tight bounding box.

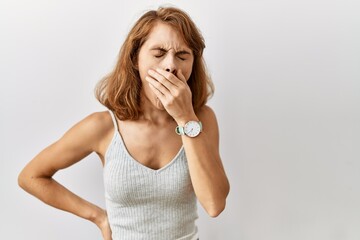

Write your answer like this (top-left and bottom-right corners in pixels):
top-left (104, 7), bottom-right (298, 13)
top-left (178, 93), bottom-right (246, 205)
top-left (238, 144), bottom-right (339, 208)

top-left (107, 109), bottom-right (119, 132)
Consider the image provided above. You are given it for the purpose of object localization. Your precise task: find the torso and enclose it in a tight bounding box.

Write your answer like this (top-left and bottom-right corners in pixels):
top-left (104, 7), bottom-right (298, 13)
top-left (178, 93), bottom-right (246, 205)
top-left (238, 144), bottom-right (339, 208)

top-left (102, 109), bottom-right (200, 239)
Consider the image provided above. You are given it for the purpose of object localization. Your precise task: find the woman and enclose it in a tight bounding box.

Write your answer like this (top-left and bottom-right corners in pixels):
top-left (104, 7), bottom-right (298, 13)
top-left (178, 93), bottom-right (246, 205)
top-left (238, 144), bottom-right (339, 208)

top-left (18, 6), bottom-right (230, 240)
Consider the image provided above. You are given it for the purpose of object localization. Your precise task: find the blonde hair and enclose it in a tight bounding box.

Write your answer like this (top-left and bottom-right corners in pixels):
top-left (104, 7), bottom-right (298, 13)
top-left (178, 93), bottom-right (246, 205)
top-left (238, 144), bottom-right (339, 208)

top-left (95, 6), bottom-right (214, 120)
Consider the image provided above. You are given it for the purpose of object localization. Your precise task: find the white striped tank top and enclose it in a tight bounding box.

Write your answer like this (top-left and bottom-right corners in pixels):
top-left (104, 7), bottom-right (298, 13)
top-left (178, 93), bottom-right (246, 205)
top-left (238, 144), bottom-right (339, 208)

top-left (103, 109), bottom-right (199, 240)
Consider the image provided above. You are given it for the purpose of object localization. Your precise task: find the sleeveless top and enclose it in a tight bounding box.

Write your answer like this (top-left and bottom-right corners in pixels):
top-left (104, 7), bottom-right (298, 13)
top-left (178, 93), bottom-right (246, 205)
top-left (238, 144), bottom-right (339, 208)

top-left (103, 110), bottom-right (199, 240)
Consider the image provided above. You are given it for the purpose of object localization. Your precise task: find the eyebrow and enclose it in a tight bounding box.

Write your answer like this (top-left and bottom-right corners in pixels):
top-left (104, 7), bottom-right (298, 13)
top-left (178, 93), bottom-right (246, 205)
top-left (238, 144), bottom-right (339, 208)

top-left (150, 47), bottom-right (191, 55)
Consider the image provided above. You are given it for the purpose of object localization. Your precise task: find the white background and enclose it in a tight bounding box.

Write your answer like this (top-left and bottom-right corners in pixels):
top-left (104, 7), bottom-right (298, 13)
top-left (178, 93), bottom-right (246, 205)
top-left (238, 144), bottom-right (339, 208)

top-left (1, 0), bottom-right (359, 239)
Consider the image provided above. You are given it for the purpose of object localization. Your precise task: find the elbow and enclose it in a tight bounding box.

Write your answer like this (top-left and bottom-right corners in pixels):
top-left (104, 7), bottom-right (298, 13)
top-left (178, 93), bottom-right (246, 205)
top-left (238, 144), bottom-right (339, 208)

top-left (204, 184), bottom-right (230, 218)
top-left (205, 200), bottom-right (226, 218)
top-left (18, 170), bottom-right (29, 190)
top-left (18, 169), bottom-right (37, 191)
top-left (18, 164), bottom-right (54, 193)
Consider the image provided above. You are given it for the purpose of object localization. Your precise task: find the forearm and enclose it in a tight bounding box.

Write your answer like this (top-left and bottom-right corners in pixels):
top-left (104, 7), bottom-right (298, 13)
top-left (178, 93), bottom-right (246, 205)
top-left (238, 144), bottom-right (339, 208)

top-left (19, 176), bottom-right (104, 225)
top-left (181, 131), bottom-right (230, 216)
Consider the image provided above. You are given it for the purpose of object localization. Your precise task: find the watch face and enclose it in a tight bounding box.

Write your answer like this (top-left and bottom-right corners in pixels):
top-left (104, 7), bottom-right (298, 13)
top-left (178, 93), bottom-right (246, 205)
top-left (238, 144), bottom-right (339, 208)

top-left (184, 121), bottom-right (201, 137)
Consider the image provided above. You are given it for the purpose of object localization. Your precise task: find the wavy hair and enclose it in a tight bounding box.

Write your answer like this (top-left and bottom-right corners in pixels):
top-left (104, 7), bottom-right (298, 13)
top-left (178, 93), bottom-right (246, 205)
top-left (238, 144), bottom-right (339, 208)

top-left (95, 6), bottom-right (214, 120)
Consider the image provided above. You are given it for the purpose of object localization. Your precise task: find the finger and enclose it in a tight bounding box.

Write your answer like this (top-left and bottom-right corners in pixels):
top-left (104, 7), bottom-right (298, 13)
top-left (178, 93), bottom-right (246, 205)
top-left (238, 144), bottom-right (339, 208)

top-left (145, 75), bottom-right (169, 95)
top-left (148, 69), bottom-right (177, 91)
top-left (155, 68), bottom-right (182, 86)
top-left (148, 82), bottom-right (166, 102)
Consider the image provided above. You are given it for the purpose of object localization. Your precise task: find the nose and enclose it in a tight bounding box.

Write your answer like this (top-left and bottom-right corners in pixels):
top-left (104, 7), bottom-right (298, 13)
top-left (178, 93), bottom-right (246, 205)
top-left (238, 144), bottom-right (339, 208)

top-left (165, 68), bottom-right (177, 75)
top-left (163, 54), bottom-right (177, 75)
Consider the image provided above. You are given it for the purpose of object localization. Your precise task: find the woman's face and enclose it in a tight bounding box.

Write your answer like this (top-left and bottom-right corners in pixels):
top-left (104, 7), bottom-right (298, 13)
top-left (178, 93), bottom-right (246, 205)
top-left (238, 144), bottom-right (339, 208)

top-left (137, 21), bottom-right (194, 110)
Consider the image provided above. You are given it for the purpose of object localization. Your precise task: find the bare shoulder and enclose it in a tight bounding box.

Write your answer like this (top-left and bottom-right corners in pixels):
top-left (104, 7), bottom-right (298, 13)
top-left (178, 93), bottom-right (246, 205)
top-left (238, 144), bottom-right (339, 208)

top-left (197, 104), bottom-right (216, 115)
top-left (85, 110), bottom-right (115, 150)
top-left (80, 110), bottom-right (112, 129)
top-left (196, 105), bottom-right (220, 148)
top-left (63, 110), bottom-right (113, 144)
top-left (75, 110), bottom-right (115, 152)
top-left (197, 105), bottom-right (219, 127)
top-left (83, 110), bottom-right (113, 136)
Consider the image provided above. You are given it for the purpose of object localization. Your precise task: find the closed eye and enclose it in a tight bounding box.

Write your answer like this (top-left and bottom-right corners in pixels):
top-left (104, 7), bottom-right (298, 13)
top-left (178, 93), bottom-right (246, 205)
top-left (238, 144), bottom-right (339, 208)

top-left (154, 49), bottom-right (166, 58)
top-left (176, 51), bottom-right (190, 61)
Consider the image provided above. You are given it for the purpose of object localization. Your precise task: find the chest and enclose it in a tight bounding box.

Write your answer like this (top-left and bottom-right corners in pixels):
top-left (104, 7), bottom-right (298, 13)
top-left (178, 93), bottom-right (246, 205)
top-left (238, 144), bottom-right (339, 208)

top-left (117, 120), bottom-right (183, 170)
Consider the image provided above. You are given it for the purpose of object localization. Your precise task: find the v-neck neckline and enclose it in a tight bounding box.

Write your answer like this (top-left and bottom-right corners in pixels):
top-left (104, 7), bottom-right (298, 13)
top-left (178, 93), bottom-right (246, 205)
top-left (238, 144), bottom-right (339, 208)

top-left (113, 130), bottom-right (184, 174)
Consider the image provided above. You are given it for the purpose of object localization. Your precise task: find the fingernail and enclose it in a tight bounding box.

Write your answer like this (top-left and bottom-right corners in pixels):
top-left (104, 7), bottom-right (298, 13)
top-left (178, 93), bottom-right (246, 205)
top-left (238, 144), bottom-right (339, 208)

top-left (148, 69), bottom-right (155, 74)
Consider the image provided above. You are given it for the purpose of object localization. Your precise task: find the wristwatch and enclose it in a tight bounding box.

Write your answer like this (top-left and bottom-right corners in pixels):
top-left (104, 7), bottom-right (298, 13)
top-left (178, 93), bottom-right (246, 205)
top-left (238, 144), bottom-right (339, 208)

top-left (175, 120), bottom-right (202, 137)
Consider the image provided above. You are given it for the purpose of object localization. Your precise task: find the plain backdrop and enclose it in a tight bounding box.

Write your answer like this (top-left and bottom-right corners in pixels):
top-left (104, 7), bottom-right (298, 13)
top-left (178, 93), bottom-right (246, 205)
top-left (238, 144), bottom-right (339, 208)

top-left (1, 0), bottom-right (359, 239)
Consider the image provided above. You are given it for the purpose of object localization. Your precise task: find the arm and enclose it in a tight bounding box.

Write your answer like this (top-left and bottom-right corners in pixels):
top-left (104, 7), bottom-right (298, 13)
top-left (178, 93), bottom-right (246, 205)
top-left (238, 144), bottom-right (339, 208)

top-left (18, 112), bottom-right (112, 238)
top-left (146, 69), bottom-right (230, 217)
top-left (176, 105), bottom-right (230, 217)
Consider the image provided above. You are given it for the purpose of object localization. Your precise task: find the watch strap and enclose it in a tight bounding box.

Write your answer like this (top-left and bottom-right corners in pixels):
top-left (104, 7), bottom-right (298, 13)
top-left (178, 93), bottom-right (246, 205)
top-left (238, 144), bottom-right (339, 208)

top-left (175, 125), bottom-right (185, 135)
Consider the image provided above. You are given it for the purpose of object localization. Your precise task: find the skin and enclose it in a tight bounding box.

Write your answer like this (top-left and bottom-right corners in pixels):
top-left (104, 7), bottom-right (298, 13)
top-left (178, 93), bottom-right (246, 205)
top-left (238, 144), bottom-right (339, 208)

top-left (18, 21), bottom-right (230, 240)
